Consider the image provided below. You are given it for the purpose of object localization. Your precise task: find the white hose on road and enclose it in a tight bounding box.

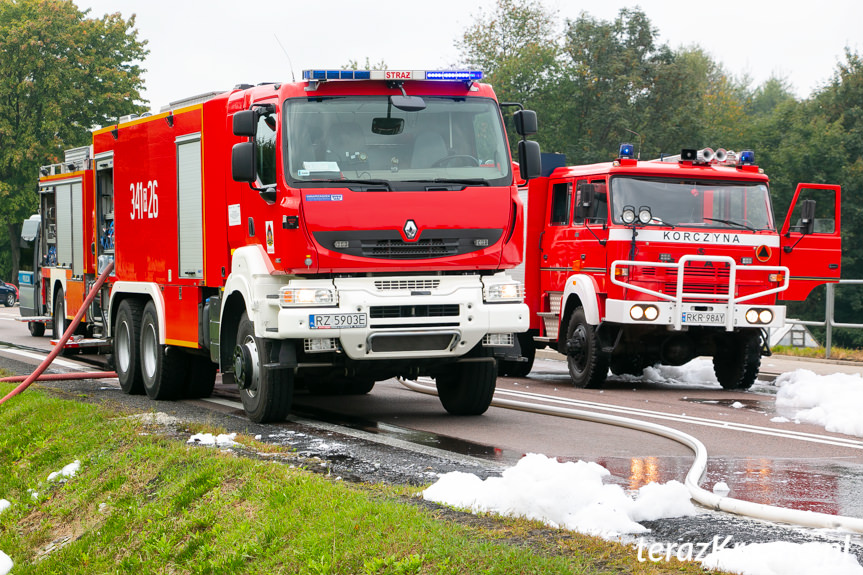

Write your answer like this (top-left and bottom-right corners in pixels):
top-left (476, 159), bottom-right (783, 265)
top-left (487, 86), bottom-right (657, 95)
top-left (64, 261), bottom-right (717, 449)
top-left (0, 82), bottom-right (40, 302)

top-left (400, 378), bottom-right (863, 533)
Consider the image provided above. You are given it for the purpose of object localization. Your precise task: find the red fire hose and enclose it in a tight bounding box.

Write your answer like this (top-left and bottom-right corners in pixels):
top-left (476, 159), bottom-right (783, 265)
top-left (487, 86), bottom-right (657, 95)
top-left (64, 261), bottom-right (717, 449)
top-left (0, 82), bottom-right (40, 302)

top-left (0, 261), bottom-right (116, 405)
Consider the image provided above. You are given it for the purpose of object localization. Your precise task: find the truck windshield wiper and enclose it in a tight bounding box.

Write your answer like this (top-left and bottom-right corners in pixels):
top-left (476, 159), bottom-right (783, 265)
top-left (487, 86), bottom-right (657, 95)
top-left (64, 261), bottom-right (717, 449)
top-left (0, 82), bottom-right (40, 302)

top-left (317, 178), bottom-right (391, 190)
top-left (702, 217), bottom-right (757, 231)
top-left (405, 178), bottom-right (490, 186)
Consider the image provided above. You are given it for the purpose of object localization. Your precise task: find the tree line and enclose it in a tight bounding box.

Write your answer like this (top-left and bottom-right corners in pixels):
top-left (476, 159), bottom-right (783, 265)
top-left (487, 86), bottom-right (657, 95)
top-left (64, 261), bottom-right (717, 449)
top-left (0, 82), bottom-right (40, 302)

top-left (457, 0), bottom-right (863, 346)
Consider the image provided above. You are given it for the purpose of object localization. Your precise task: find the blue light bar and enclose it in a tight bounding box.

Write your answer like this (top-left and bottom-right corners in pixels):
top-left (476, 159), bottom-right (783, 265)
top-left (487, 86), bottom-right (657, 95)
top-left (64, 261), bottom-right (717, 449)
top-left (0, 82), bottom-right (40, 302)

top-left (738, 149), bottom-right (756, 165)
top-left (302, 70), bottom-right (371, 81)
top-left (302, 69), bottom-right (482, 83)
top-left (425, 70), bottom-right (483, 81)
top-left (619, 142), bottom-right (635, 159)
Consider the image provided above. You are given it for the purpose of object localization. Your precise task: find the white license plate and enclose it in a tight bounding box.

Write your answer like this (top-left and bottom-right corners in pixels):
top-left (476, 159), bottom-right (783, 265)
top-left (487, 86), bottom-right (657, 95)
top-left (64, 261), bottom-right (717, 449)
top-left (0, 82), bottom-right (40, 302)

top-left (681, 311), bottom-right (725, 325)
top-left (309, 313), bottom-right (367, 329)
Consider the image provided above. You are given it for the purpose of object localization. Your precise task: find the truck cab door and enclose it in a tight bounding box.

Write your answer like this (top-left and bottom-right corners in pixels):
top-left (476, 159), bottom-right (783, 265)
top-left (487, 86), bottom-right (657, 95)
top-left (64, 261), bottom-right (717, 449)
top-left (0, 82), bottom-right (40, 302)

top-left (538, 179), bottom-right (575, 308)
top-left (779, 183), bottom-right (841, 300)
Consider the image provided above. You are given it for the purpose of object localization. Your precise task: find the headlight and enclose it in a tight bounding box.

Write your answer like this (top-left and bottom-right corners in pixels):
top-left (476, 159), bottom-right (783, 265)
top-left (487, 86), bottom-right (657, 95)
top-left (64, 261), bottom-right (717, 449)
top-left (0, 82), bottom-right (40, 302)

top-left (745, 308), bottom-right (774, 325)
top-left (279, 286), bottom-right (337, 307)
top-left (638, 206), bottom-right (652, 224)
top-left (485, 282), bottom-right (523, 302)
top-left (630, 304), bottom-right (659, 321)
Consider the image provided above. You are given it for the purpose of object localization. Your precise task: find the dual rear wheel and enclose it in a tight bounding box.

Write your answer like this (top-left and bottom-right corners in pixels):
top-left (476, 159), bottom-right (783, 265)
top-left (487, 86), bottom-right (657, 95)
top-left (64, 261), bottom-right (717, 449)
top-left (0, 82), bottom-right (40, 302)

top-left (115, 299), bottom-right (216, 400)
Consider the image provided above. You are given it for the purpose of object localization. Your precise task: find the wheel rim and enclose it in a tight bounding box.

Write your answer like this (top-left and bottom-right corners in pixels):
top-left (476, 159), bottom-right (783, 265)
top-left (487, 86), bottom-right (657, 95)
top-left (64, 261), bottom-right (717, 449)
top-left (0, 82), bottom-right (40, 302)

top-left (6, 295), bottom-right (12, 306)
top-left (116, 321), bottom-right (131, 373)
top-left (142, 321), bottom-right (158, 379)
top-left (567, 325), bottom-right (588, 372)
top-left (233, 335), bottom-right (260, 397)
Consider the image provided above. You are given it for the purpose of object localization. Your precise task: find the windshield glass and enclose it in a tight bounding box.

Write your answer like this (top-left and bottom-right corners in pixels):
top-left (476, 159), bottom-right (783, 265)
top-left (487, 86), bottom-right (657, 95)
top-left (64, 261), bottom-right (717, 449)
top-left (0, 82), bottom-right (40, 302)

top-left (610, 176), bottom-right (775, 230)
top-left (283, 96), bottom-right (511, 186)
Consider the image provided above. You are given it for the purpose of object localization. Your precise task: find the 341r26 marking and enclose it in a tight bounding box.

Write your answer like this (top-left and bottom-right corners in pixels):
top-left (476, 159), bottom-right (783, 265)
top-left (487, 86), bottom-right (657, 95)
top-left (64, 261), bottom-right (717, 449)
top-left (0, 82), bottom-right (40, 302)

top-left (130, 180), bottom-right (158, 220)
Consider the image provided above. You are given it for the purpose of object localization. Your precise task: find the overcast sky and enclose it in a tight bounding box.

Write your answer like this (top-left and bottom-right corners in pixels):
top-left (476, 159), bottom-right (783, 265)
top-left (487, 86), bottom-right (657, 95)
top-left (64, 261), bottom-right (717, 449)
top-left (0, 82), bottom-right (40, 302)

top-left (75, 0), bottom-right (862, 114)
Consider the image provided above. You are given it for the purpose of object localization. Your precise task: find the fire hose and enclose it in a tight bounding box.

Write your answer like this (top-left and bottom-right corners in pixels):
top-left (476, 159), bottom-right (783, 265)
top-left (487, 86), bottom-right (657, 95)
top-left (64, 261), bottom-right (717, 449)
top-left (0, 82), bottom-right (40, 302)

top-left (0, 261), bottom-right (116, 406)
top-left (400, 377), bottom-right (863, 533)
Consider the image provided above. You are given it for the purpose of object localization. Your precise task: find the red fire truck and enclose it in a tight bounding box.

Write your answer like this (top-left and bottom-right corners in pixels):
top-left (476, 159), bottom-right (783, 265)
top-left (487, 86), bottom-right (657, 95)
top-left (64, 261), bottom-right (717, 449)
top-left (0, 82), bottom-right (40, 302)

top-left (500, 145), bottom-right (841, 389)
top-left (19, 69), bottom-right (541, 422)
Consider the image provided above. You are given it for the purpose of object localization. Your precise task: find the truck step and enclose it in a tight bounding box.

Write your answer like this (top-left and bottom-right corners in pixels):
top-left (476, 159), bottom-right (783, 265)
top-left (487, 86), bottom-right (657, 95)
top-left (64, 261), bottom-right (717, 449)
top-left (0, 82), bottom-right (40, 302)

top-left (51, 337), bottom-right (110, 350)
top-left (16, 316), bottom-right (51, 323)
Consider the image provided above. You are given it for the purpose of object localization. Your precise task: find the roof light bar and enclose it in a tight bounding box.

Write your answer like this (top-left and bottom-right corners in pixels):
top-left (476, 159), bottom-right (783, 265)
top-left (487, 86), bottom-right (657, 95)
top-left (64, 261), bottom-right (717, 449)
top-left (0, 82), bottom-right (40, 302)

top-left (302, 69), bottom-right (483, 82)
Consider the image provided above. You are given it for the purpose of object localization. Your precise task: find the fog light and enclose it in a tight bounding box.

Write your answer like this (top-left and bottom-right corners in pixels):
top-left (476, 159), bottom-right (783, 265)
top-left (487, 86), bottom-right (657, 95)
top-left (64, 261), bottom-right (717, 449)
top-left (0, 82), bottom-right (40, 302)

top-left (759, 309), bottom-right (773, 324)
top-left (630, 305), bottom-right (645, 320)
top-left (638, 206), bottom-right (652, 224)
top-left (745, 309), bottom-right (759, 323)
top-left (622, 205), bottom-right (636, 224)
top-left (644, 305), bottom-right (659, 320)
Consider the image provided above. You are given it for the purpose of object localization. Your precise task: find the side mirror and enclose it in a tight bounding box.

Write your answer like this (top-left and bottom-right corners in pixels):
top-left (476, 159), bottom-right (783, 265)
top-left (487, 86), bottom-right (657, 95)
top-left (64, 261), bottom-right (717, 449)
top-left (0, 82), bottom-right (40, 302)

top-left (517, 140), bottom-right (541, 181)
top-left (513, 110), bottom-right (537, 136)
top-left (576, 184), bottom-right (595, 219)
top-left (231, 141), bottom-right (256, 182)
top-left (233, 110), bottom-right (257, 137)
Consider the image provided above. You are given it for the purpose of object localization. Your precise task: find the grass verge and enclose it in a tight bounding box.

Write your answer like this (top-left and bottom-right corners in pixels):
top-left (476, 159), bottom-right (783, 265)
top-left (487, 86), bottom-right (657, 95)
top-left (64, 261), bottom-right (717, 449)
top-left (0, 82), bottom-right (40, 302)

top-left (772, 345), bottom-right (863, 362)
top-left (0, 380), bottom-right (707, 574)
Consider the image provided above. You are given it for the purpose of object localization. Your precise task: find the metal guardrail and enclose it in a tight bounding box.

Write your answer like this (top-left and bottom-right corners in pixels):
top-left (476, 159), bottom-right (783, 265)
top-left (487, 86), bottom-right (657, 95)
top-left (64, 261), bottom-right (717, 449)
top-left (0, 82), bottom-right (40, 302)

top-left (789, 279), bottom-right (863, 358)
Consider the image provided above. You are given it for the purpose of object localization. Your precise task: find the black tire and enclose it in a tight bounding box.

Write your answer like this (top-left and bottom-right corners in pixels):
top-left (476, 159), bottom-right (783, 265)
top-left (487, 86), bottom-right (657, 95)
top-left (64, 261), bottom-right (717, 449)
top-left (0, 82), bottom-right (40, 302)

top-left (140, 301), bottom-right (186, 400)
top-left (4, 293), bottom-right (14, 307)
top-left (714, 330), bottom-right (762, 390)
top-left (115, 299), bottom-right (145, 395)
top-left (28, 322), bottom-right (46, 337)
top-left (52, 289), bottom-right (67, 340)
top-left (233, 312), bottom-right (293, 422)
top-left (436, 345), bottom-right (496, 415)
top-left (497, 332), bottom-right (536, 377)
top-left (183, 353), bottom-right (217, 398)
top-left (564, 307), bottom-right (608, 388)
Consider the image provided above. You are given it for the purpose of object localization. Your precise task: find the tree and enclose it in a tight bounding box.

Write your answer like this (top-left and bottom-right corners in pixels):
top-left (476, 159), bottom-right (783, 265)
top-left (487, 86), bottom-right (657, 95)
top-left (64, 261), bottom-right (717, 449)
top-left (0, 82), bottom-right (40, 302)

top-left (0, 0), bottom-right (148, 284)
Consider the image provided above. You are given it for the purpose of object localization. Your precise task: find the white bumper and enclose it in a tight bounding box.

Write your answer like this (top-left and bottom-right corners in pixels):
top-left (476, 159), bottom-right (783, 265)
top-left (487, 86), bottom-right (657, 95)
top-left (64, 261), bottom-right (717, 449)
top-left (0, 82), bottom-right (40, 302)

top-left (264, 273), bottom-right (528, 360)
top-left (605, 299), bottom-right (786, 331)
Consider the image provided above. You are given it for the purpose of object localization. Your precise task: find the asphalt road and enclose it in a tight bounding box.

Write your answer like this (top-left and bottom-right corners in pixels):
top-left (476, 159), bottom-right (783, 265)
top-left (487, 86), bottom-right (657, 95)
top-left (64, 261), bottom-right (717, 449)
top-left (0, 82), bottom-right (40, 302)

top-left (2, 303), bottom-right (863, 559)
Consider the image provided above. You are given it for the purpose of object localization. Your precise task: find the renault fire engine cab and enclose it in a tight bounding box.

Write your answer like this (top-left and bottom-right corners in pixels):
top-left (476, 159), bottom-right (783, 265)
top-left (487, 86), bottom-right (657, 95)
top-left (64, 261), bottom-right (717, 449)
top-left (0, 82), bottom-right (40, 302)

top-left (19, 69), bottom-right (541, 422)
top-left (502, 145), bottom-right (841, 390)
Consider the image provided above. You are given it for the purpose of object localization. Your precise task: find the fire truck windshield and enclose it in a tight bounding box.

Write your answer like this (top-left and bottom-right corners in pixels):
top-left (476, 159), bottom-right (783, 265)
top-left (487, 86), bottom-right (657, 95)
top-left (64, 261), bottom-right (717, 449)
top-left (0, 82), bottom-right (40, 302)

top-left (283, 96), bottom-right (511, 187)
top-left (610, 176), bottom-right (775, 231)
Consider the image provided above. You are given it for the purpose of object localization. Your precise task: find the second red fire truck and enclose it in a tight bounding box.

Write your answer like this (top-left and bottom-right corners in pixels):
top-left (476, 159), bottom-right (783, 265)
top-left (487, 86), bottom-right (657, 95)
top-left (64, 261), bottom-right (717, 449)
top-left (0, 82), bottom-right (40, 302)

top-left (19, 69), bottom-right (541, 422)
top-left (499, 145), bottom-right (841, 390)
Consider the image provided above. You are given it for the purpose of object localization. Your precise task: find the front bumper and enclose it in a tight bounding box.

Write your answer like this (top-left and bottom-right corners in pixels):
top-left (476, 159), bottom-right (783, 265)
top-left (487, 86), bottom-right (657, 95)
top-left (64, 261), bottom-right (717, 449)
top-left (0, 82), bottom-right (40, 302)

top-left (605, 299), bottom-right (785, 331)
top-left (270, 274), bottom-right (528, 360)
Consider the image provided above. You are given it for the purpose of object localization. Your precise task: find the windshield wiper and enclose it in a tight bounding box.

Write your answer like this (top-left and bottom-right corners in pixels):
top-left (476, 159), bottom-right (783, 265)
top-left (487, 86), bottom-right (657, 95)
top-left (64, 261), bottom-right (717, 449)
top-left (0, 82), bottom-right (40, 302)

top-left (702, 217), bottom-right (757, 232)
top-left (405, 178), bottom-right (490, 186)
top-left (315, 178), bottom-right (391, 190)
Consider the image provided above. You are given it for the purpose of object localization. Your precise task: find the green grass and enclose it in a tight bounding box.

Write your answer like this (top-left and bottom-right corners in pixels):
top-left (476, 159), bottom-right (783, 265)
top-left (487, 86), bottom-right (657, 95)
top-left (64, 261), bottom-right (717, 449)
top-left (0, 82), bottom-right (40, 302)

top-left (772, 345), bottom-right (863, 361)
top-left (0, 379), bottom-right (708, 574)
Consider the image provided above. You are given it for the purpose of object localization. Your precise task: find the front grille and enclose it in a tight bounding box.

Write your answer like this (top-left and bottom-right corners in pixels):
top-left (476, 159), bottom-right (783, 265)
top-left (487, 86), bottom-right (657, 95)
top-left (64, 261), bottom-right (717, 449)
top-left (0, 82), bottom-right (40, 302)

top-left (313, 229), bottom-right (502, 260)
top-left (370, 304), bottom-right (460, 319)
top-left (369, 333), bottom-right (456, 353)
top-left (636, 265), bottom-right (731, 298)
top-left (362, 238), bottom-right (458, 259)
top-left (374, 279), bottom-right (440, 291)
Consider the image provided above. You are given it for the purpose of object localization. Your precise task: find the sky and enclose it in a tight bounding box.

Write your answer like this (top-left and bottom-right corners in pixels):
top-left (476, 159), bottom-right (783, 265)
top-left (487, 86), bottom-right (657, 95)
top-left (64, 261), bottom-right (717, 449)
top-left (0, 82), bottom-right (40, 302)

top-left (72, 0), bottom-right (863, 115)
top-left (1, 362), bottom-right (862, 573)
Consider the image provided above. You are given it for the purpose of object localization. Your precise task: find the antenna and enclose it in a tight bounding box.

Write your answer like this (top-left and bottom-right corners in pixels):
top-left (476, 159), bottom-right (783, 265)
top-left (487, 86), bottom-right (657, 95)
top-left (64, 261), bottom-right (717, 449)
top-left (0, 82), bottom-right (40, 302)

top-left (274, 34), bottom-right (295, 82)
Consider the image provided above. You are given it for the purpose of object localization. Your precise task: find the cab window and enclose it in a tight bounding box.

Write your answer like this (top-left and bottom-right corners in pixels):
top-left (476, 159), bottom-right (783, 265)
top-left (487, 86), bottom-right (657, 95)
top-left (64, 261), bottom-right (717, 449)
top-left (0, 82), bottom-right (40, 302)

top-left (549, 182), bottom-right (571, 226)
top-left (255, 113), bottom-right (277, 186)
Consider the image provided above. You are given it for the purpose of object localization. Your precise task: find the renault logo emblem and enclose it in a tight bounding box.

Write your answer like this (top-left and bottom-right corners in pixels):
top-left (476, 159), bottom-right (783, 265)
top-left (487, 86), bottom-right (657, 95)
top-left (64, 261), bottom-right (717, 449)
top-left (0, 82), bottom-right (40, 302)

top-left (404, 219), bottom-right (418, 240)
